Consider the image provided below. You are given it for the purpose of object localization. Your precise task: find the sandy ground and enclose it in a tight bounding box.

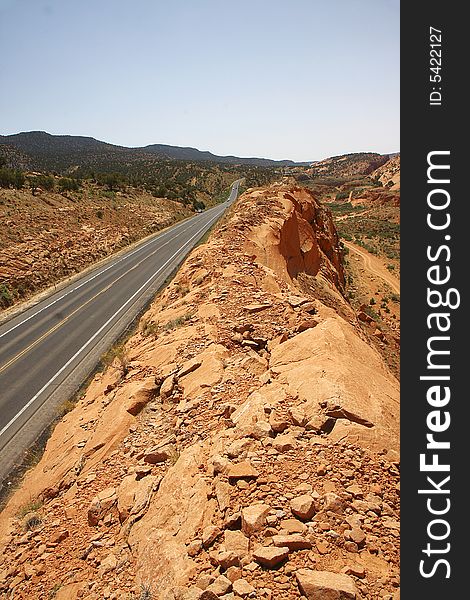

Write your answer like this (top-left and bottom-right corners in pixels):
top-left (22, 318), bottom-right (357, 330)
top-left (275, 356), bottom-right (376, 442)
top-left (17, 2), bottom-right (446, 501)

top-left (343, 241), bottom-right (400, 295)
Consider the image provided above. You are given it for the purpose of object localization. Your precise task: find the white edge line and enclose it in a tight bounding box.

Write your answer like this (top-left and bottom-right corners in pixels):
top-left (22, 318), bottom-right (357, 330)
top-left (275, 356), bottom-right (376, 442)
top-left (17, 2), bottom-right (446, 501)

top-left (0, 210), bottom-right (221, 440)
top-left (0, 209), bottom-right (215, 340)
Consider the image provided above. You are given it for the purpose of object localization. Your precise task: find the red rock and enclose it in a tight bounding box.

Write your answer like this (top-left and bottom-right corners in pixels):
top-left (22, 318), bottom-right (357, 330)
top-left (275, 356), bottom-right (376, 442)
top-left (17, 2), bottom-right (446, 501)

top-left (290, 494), bottom-right (316, 520)
top-left (341, 565), bottom-right (366, 579)
top-left (227, 461), bottom-right (259, 480)
top-left (272, 434), bottom-right (296, 452)
top-left (253, 546), bottom-right (289, 568)
top-left (295, 569), bottom-right (358, 599)
top-left (202, 525), bottom-right (221, 548)
top-left (87, 488), bottom-right (117, 526)
top-left (272, 534), bottom-right (313, 551)
top-left (241, 504), bottom-right (270, 535)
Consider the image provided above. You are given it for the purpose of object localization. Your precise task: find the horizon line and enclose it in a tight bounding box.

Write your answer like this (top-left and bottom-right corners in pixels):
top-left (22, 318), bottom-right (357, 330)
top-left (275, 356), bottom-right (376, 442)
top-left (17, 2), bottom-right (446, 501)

top-left (0, 129), bottom-right (399, 164)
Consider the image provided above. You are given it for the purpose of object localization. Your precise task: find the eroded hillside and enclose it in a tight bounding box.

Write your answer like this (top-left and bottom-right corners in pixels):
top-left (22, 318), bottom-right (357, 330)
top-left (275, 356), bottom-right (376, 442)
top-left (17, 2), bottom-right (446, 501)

top-left (0, 183), bottom-right (194, 310)
top-left (0, 184), bottom-right (399, 600)
top-left (288, 156), bottom-right (401, 373)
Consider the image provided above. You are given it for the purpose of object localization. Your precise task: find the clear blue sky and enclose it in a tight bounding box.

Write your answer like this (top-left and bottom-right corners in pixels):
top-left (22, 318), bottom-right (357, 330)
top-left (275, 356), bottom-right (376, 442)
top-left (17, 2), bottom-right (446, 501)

top-left (0, 0), bottom-right (399, 162)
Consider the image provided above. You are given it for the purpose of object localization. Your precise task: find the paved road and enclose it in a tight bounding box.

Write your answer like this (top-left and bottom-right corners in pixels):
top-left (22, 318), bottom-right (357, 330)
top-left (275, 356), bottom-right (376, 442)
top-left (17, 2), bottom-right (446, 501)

top-left (0, 180), bottom-right (241, 487)
top-left (343, 241), bottom-right (400, 295)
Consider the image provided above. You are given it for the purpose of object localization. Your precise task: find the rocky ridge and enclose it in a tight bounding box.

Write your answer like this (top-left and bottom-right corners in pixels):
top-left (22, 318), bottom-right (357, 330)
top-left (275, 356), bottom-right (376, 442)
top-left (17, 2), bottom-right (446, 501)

top-left (0, 183), bottom-right (399, 599)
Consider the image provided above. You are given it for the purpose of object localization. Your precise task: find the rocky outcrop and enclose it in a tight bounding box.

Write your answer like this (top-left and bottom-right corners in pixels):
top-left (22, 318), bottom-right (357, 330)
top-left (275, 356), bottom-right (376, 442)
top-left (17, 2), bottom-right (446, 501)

top-left (370, 155), bottom-right (400, 190)
top-left (0, 183), bottom-right (399, 600)
top-left (243, 186), bottom-right (345, 295)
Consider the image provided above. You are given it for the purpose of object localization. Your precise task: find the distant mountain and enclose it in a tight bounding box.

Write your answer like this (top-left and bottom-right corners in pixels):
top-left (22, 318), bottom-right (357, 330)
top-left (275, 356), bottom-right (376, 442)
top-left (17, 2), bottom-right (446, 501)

top-left (0, 131), bottom-right (306, 172)
top-left (139, 143), bottom-right (305, 166)
top-left (0, 143), bottom-right (34, 171)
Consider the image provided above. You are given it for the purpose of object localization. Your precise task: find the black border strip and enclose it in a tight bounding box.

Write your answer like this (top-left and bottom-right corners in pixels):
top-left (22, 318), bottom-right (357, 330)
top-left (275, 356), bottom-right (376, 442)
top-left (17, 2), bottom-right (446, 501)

top-left (401, 3), bottom-right (465, 596)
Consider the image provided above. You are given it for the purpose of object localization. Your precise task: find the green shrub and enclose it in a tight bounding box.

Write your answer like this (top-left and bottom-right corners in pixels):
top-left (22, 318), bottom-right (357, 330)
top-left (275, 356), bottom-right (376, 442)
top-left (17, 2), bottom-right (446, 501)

top-left (0, 283), bottom-right (14, 308)
top-left (29, 174), bottom-right (55, 193)
top-left (58, 177), bottom-right (81, 192)
top-left (0, 167), bottom-right (25, 189)
top-left (163, 313), bottom-right (192, 330)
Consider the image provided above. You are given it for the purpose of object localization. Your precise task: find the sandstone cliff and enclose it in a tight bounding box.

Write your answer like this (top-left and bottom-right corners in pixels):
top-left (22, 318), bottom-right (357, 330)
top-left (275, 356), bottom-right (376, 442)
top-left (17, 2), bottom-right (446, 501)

top-left (0, 184), bottom-right (399, 600)
top-left (370, 156), bottom-right (400, 191)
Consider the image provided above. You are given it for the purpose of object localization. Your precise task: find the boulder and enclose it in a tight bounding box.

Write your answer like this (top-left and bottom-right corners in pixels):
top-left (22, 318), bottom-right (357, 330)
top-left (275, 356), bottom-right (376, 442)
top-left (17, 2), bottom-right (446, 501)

top-left (160, 374), bottom-right (176, 399)
top-left (202, 525), bottom-right (221, 548)
top-left (125, 379), bottom-right (158, 415)
top-left (290, 494), bottom-right (316, 520)
top-left (206, 575), bottom-right (232, 596)
top-left (252, 546), bottom-right (289, 568)
top-left (272, 434), bottom-right (296, 452)
top-left (143, 443), bottom-right (176, 464)
top-left (98, 553), bottom-right (117, 575)
top-left (272, 534), bottom-right (312, 551)
top-left (227, 462), bottom-right (259, 481)
top-left (117, 474), bottom-right (157, 522)
top-left (226, 438), bottom-right (254, 459)
top-left (213, 551), bottom-right (240, 569)
top-left (241, 504), bottom-right (270, 535)
top-left (214, 479), bottom-right (231, 512)
top-left (232, 579), bottom-right (255, 597)
top-left (269, 410), bottom-right (289, 433)
top-left (87, 487), bottom-right (117, 526)
top-left (295, 569), bottom-right (357, 600)
top-left (279, 518), bottom-right (307, 534)
top-left (224, 530), bottom-right (250, 558)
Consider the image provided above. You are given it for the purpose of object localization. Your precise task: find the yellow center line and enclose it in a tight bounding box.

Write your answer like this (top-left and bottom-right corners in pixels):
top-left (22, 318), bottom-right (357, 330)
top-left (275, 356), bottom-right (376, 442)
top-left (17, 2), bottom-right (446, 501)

top-left (0, 271), bottom-right (125, 375)
top-left (0, 223), bottom-right (190, 375)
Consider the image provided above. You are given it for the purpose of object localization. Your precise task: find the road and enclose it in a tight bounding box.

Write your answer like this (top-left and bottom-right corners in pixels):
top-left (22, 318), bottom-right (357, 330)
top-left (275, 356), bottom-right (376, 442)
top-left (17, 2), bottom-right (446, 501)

top-left (0, 180), bottom-right (241, 488)
top-left (343, 241), bottom-right (400, 295)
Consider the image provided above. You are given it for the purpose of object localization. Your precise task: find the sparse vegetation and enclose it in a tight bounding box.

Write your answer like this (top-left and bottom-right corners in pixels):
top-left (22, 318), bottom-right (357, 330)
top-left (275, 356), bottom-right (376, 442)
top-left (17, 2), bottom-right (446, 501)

top-left (0, 167), bottom-right (25, 189)
top-left (0, 283), bottom-right (14, 308)
top-left (48, 583), bottom-right (63, 599)
top-left (58, 177), bottom-right (81, 192)
top-left (57, 397), bottom-right (77, 417)
top-left (163, 313), bottom-right (193, 331)
top-left (138, 583), bottom-right (153, 600)
top-left (24, 512), bottom-right (42, 531)
top-left (16, 499), bottom-right (44, 519)
top-left (29, 173), bottom-right (55, 194)
top-left (141, 319), bottom-right (159, 337)
top-left (101, 341), bottom-right (130, 373)
top-left (328, 201), bottom-right (366, 216)
top-left (174, 282), bottom-right (190, 297)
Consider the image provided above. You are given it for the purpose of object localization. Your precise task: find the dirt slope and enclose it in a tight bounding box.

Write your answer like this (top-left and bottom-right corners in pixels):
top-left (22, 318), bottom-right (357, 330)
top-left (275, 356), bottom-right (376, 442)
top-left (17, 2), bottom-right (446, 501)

top-left (0, 185), bottom-right (191, 310)
top-left (0, 184), bottom-right (399, 600)
top-left (343, 243), bottom-right (399, 295)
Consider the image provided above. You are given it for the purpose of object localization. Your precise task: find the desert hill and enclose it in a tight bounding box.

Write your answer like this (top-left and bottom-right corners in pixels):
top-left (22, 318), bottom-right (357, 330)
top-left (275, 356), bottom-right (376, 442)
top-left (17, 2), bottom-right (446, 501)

top-left (306, 153), bottom-right (390, 179)
top-left (0, 183), bottom-right (399, 600)
top-left (0, 181), bottom-right (193, 309)
top-left (370, 155), bottom-right (400, 190)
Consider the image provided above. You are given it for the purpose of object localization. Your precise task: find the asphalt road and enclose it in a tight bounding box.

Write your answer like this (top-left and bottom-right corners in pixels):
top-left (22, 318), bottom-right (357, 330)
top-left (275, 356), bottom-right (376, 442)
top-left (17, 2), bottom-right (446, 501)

top-left (0, 180), bottom-right (241, 487)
